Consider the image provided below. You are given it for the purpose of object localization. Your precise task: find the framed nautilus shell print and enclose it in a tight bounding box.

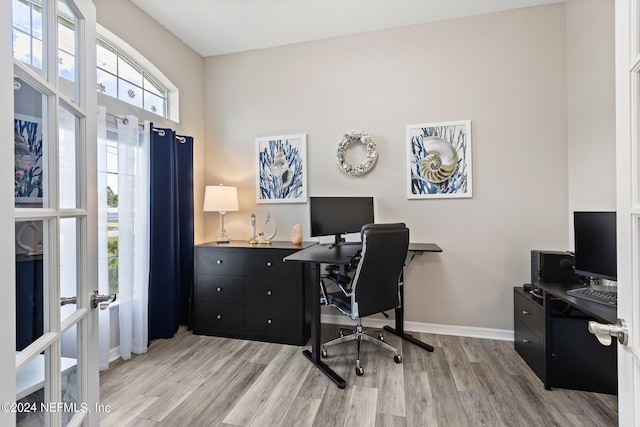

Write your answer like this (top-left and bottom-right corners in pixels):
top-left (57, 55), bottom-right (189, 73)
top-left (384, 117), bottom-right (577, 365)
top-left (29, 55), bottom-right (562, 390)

top-left (256, 133), bottom-right (307, 203)
top-left (406, 120), bottom-right (472, 199)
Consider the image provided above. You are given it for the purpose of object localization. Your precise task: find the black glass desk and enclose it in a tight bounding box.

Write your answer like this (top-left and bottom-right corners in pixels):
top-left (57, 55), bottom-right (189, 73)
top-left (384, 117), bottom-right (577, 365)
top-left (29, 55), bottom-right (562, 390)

top-left (284, 242), bottom-right (442, 389)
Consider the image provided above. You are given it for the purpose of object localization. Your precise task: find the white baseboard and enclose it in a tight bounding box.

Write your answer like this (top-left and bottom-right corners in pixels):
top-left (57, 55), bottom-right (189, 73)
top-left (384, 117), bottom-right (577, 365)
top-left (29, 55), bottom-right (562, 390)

top-left (108, 346), bottom-right (121, 363)
top-left (105, 318), bottom-right (512, 364)
top-left (107, 345), bottom-right (148, 363)
top-left (320, 314), bottom-right (514, 341)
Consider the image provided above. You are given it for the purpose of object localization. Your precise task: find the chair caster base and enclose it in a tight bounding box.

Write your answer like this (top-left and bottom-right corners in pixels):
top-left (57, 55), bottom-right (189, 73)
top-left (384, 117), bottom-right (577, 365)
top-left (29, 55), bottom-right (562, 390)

top-left (321, 348), bottom-right (328, 358)
top-left (355, 366), bottom-right (364, 376)
top-left (394, 354), bottom-right (403, 364)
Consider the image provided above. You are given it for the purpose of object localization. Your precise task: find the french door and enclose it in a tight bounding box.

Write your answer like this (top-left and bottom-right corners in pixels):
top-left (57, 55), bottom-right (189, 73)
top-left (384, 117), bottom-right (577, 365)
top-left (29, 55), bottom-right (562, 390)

top-left (615, 0), bottom-right (640, 425)
top-left (3, 0), bottom-right (99, 425)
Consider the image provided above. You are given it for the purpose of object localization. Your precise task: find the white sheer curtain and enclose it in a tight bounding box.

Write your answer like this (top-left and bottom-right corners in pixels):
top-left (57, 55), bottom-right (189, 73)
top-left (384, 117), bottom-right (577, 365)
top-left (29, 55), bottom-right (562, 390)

top-left (97, 107), bottom-right (149, 369)
top-left (117, 116), bottom-right (149, 358)
top-left (97, 106), bottom-right (110, 370)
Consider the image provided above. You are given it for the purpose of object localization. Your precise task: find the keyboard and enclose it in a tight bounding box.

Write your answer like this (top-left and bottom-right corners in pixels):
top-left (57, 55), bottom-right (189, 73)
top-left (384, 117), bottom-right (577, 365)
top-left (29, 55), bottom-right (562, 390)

top-left (566, 287), bottom-right (617, 307)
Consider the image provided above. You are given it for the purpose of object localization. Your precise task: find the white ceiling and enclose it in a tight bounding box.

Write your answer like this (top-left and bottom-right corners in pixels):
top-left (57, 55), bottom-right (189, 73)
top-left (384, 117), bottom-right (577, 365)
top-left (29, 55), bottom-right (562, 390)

top-left (131, 0), bottom-right (564, 57)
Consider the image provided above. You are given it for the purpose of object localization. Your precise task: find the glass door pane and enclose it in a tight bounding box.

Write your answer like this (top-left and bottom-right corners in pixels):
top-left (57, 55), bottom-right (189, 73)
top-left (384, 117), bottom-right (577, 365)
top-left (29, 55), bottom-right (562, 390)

top-left (57, 0), bottom-right (78, 103)
top-left (60, 327), bottom-right (79, 425)
top-left (15, 353), bottom-right (47, 425)
top-left (60, 217), bottom-right (79, 323)
top-left (15, 220), bottom-right (45, 352)
top-left (14, 77), bottom-right (47, 209)
top-left (59, 105), bottom-right (78, 209)
top-left (12, 0), bottom-right (46, 78)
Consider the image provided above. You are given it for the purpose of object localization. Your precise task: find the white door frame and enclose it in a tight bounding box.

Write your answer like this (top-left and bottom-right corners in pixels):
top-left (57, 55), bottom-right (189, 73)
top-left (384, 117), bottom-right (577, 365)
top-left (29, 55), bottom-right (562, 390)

top-left (615, 0), bottom-right (640, 425)
top-left (3, 0), bottom-right (99, 425)
top-left (0, 1), bottom-right (17, 424)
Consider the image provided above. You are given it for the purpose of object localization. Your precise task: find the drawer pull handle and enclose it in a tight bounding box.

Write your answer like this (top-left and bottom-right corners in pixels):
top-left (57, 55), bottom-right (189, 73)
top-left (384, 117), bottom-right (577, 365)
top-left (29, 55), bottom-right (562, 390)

top-left (216, 314), bottom-right (222, 320)
top-left (216, 260), bottom-right (223, 264)
top-left (267, 290), bottom-right (272, 296)
top-left (522, 310), bottom-right (530, 316)
top-left (266, 262), bottom-right (272, 267)
top-left (267, 319), bottom-right (272, 324)
top-left (522, 339), bottom-right (530, 344)
top-left (216, 287), bottom-right (222, 292)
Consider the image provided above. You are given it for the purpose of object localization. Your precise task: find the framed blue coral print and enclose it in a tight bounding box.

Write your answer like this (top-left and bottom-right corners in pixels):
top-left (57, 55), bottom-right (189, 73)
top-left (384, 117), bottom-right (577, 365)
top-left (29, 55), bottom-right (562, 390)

top-left (406, 120), bottom-right (472, 199)
top-left (256, 133), bottom-right (307, 203)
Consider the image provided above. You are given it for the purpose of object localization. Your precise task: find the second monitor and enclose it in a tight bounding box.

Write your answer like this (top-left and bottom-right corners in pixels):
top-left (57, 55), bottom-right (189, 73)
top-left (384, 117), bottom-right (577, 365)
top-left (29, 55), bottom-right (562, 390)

top-left (309, 196), bottom-right (374, 246)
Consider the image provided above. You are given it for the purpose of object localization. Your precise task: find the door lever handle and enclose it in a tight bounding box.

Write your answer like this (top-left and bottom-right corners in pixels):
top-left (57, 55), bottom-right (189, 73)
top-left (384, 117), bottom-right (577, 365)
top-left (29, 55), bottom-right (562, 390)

top-left (60, 297), bottom-right (77, 306)
top-left (91, 290), bottom-right (117, 310)
top-left (588, 319), bottom-right (628, 346)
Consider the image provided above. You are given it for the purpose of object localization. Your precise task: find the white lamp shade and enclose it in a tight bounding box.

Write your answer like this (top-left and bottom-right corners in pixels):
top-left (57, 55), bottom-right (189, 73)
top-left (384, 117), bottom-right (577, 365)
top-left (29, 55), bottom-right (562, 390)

top-left (203, 185), bottom-right (239, 212)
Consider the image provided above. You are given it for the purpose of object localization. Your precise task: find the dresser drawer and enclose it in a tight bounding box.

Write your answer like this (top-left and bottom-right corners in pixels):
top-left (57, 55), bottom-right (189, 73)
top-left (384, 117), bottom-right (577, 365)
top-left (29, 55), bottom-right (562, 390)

top-left (245, 277), bottom-right (297, 308)
top-left (514, 319), bottom-right (543, 380)
top-left (194, 302), bottom-right (244, 334)
top-left (514, 289), bottom-right (542, 334)
top-left (245, 249), bottom-right (299, 279)
top-left (196, 247), bottom-right (244, 276)
top-left (196, 275), bottom-right (244, 303)
top-left (245, 306), bottom-right (298, 339)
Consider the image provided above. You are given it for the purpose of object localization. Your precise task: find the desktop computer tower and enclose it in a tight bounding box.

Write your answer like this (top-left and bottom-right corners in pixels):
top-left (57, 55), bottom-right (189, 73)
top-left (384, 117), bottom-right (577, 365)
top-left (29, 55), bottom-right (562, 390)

top-left (531, 250), bottom-right (581, 287)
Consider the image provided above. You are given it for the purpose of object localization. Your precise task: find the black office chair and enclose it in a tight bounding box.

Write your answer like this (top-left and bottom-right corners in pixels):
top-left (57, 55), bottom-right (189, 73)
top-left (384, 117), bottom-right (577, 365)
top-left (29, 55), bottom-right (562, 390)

top-left (319, 255), bottom-right (358, 305)
top-left (320, 223), bottom-right (409, 376)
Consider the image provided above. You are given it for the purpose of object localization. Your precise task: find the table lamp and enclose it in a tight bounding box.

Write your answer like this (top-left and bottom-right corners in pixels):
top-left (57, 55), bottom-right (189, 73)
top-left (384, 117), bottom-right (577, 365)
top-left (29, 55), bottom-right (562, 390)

top-left (204, 184), bottom-right (239, 243)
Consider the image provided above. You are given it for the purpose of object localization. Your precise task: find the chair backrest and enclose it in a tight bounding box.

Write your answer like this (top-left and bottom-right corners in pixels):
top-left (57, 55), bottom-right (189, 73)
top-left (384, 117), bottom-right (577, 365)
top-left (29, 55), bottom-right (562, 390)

top-left (351, 223), bottom-right (409, 318)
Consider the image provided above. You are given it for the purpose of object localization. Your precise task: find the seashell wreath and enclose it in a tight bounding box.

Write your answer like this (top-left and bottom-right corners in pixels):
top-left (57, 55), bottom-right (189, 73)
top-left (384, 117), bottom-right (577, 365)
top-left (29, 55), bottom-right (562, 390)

top-left (336, 131), bottom-right (378, 176)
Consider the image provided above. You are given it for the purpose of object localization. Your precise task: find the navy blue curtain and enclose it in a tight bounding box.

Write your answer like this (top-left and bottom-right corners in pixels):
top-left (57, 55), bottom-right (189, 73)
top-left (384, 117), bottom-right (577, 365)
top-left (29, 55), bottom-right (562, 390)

top-left (148, 126), bottom-right (194, 341)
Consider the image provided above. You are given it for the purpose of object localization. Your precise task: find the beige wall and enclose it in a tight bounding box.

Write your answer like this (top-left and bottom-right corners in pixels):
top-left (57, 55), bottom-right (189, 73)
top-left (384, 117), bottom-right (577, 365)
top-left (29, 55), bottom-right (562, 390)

top-left (204, 4), bottom-right (569, 331)
top-left (94, 0), bottom-right (206, 242)
top-left (566, 0), bottom-right (616, 243)
top-left (93, 0), bottom-right (615, 332)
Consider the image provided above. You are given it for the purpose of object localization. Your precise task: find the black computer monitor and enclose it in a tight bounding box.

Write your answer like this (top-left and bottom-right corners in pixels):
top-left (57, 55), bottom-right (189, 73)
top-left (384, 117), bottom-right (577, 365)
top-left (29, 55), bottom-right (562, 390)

top-left (309, 196), bottom-right (374, 246)
top-left (573, 211), bottom-right (617, 281)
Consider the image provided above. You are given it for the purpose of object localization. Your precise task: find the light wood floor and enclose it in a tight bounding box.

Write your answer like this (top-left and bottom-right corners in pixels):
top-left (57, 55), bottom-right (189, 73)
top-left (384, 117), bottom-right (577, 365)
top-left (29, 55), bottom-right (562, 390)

top-left (99, 325), bottom-right (618, 426)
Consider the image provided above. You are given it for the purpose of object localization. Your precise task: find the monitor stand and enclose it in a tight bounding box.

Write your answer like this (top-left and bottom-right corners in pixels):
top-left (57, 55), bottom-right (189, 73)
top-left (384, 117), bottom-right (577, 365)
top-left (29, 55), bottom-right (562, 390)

top-left (328, 234), bottom-right (360, 249)
top-left (328, 234), bottom-right (346, 249)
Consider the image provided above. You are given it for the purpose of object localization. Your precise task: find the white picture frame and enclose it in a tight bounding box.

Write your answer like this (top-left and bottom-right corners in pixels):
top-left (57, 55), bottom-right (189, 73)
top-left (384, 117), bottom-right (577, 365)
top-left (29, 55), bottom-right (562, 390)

top-left (406, 120), bottom-right (472, 199)
top-left (256, 133), bottom-right (308, 204)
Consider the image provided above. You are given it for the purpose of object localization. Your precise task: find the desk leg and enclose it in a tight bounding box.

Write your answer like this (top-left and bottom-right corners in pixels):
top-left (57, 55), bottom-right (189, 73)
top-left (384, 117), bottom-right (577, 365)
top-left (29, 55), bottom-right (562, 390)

top-left (383, 269), bottom-right (435, 352)
top-left (302, 262), bottom-right (346, 389)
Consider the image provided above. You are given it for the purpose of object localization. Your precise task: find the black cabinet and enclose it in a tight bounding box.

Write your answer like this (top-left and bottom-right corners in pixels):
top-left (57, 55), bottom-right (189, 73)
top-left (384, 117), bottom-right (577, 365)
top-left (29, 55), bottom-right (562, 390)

top-left (193, 241), bottom-right (313, 345)
top-left (514, 285), bottom-right (617, 394)
top-left (513, 287), bottom-right (544, 380)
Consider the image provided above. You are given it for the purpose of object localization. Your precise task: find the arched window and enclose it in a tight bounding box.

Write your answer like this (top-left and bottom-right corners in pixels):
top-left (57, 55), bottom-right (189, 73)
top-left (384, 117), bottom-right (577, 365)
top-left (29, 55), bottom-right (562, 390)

top-left (96, 35), bottom-right (171, 119)
top-left (95, 26), bottom-right (178, 121)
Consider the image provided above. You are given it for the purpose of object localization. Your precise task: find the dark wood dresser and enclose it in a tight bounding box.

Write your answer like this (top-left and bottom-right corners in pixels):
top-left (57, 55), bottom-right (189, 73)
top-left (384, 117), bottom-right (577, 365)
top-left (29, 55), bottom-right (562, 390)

top-left (193, 241), bottom-right (314, 345)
